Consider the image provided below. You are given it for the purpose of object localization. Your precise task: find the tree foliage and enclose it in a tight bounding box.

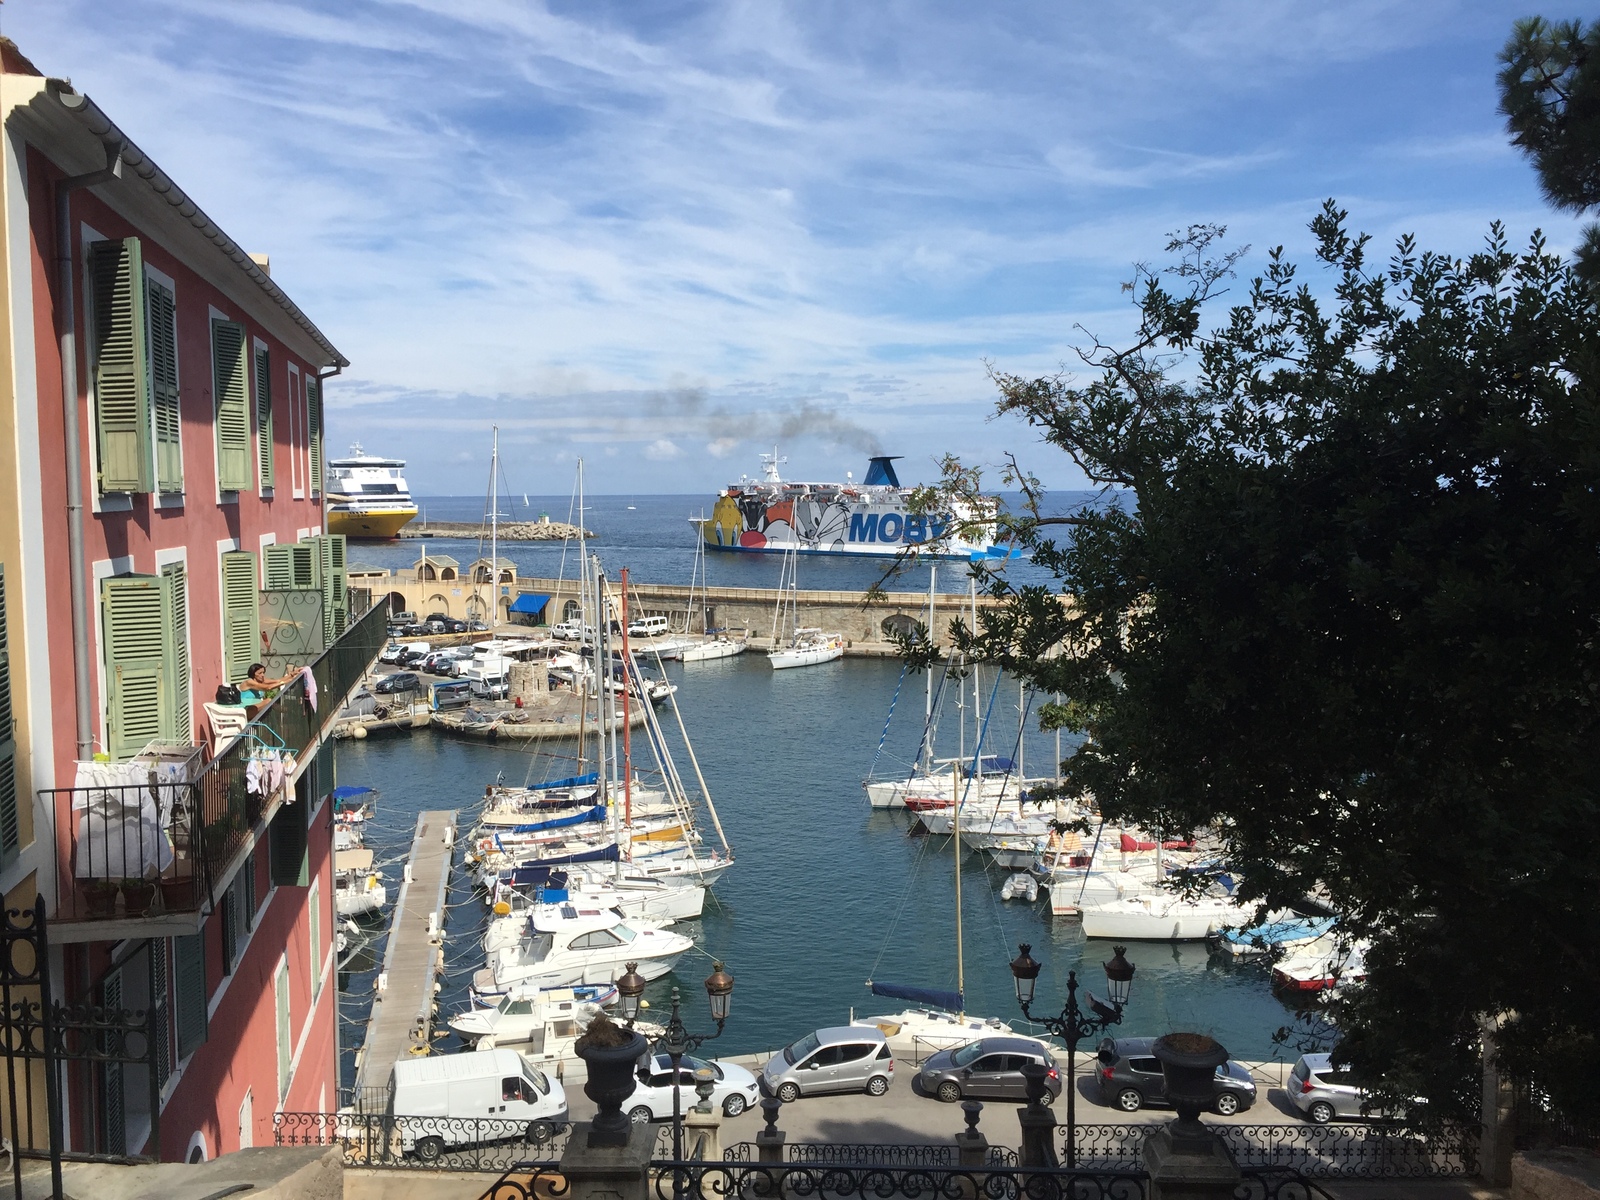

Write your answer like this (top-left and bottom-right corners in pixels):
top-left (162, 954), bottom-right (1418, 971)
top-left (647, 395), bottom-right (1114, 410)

top-left (943, 204), bottom-right (1600, 1123)
top-left (1499, 16), bottom-right (1600, 280)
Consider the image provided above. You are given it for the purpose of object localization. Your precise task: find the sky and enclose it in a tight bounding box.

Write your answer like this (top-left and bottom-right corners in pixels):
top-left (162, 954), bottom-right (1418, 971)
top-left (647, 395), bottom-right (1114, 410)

top-left (5, 2), bottom-right (1580, 494)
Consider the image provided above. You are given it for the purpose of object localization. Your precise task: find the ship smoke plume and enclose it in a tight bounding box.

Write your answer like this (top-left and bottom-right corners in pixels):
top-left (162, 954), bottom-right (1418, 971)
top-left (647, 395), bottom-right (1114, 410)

top-left (639, 387), bottom-right (882, 456)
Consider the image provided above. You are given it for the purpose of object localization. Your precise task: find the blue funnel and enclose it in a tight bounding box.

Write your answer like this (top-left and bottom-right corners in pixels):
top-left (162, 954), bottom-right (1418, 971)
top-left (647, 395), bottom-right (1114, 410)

top-left (863, 456), bottom-right (902, 487)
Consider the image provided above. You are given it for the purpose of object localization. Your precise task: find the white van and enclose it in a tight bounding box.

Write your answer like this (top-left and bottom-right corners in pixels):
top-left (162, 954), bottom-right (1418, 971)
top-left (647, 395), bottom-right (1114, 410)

top-left (465, 654), bottom-right (512, 699)
top-left (388, 1048), bottom-right (567, 1161)
top-left (627, 615), bottom-right (671, 638)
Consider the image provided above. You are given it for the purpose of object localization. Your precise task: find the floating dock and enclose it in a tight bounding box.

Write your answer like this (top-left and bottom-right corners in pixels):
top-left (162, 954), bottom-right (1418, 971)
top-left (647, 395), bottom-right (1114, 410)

top-left (352, 809), bottom-right (458, 1098)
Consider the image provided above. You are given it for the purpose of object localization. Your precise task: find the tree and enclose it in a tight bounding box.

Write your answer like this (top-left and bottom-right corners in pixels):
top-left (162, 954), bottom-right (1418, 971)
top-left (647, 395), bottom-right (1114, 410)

top-left (1499, 16), bottom-right (1600, 281)
top-left (938, 205), bottom-right (1600, 1123)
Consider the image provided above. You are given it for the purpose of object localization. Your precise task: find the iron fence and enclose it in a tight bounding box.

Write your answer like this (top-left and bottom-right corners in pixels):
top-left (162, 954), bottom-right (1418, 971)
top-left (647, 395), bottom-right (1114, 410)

top-left (647, 1159), bottom-right (1148, 1200)
top-left (1234, 1169), bottom-right (1337, 1200)
top-left (275, 1111), bottom-right (576, 1171)
top-left (1060, 1122), bottom-right (1475, 1178)
top-left (724, 1142), bottom-right (1020, 1167)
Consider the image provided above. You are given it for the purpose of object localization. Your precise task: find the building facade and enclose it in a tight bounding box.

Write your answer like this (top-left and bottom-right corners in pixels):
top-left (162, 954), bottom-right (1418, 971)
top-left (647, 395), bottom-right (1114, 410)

top-left (0, 40), bottom-right (377, 1161)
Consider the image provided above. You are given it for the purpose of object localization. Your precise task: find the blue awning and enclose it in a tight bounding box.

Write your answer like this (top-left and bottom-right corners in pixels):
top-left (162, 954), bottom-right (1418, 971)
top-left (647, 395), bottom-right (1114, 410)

top-left (510, 593), bottom-right (551, 614)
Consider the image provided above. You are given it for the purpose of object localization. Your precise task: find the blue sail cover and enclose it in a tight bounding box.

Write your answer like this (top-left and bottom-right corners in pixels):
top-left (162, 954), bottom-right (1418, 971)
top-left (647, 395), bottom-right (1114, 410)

top-left (512, 843), bottom-right (620, 869)
top-left (531, 772), bottom-right (599, 791)
top-left (871, 981), bottom-right (963, 1012)
top-left (332, 785), bottom-right (375, 799)
top-left (507, 805), bottom-right (605, 834)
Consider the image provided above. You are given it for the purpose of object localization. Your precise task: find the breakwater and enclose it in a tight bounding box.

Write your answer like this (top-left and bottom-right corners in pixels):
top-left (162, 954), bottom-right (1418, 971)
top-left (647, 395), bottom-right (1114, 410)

top-left (400, 520), bottom-right (592, 541)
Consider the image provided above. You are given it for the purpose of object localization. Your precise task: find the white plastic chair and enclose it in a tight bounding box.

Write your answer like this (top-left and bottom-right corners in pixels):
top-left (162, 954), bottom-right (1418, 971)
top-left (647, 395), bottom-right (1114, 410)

top-left (202, 703), bottom-right (249, 756)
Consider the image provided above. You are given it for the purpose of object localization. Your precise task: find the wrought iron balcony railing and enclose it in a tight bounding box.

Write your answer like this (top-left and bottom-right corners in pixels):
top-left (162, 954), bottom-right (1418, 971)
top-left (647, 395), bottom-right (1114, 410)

top-left (44, 599), bottom-right (389, 934)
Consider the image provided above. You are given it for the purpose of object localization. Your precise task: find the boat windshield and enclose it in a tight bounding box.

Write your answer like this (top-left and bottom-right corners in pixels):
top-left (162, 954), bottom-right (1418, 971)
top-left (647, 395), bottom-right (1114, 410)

top-left (526, 933), bottom-right (555, 960)
top-left (950, 1042), bottom-right (987, 1068)
top-left (784, 1032), bottom-right (821, 1066)
top-left (614, 924), bottom-right (638, 943)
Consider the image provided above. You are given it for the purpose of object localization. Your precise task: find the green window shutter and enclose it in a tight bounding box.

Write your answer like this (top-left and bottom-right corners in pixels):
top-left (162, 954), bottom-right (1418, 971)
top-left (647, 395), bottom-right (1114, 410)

top-left (255, 345), bottom-right (274, 489)
top-left (173, 932), bottom-right (207, 1058)
top-left (220, 552), bottom-right (260, 684)
top-left (262, 544), bottom-right (297, 591)
top-left (146, 276), bottom-right (182, 493)
top-left (101, 575), bottom-right (168, 760)
top-left (211, 320), bottom-right (251, 492)
top-left (269, 797), bottom-right (307, 887)
top-left (159, 562), bottom-right (191, 744)
top-left (88, 239), bottom-right (153, 494)
top-left (0, 564), bottom-right (17, 862)
top-left (291, 544), bottom-right (316, 590)
top-left (305, 535), bottom-right (347, 642)
top-left (307, 377), bottom-right (323, 496)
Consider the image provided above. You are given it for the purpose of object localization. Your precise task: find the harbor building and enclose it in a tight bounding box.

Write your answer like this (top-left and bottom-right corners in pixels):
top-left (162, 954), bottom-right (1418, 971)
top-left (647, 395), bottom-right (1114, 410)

top-left (0, 40), bottom-right (382, 1162)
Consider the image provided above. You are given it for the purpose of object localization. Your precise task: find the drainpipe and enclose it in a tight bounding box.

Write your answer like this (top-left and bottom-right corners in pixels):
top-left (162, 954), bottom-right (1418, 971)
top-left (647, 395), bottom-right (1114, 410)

top-left (53, 128), bottom-right (124, 760)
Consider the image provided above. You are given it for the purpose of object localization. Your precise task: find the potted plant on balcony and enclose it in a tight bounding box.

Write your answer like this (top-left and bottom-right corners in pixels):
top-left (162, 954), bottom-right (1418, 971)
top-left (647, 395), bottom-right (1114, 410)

top-left (80, 879), bottom-right (119, 919)
top-left (120, 877), bottom-right (157, 916)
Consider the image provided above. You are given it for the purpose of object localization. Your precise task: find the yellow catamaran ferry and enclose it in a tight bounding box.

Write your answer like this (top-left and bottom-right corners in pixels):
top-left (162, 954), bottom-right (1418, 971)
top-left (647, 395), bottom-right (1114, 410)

top-left (325, 444), bottom-right (419, 539)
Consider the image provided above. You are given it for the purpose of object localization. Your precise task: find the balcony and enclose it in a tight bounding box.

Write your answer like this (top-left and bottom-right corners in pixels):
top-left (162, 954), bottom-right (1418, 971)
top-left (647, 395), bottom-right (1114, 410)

top-left (43, 599), bottom-right (389, 940)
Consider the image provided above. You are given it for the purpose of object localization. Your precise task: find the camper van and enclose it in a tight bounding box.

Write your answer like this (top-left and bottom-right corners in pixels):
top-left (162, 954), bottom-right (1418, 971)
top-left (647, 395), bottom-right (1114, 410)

top-left (388, 1047), bottom-right (566, 1161)
top-left (465, 654), bottom-right (512, 700)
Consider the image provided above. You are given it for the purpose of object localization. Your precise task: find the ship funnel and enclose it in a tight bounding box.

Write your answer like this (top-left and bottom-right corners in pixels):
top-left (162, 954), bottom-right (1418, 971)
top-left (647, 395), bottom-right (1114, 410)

top-left (863, 456), bottom-right (902, 488)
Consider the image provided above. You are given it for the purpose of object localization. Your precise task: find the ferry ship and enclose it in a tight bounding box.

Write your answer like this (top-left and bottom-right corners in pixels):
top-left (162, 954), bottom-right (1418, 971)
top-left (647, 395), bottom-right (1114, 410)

top-left (701, 449), bottom-right (1013, 560)
top-left (325, 445), bottom-right (419, 539)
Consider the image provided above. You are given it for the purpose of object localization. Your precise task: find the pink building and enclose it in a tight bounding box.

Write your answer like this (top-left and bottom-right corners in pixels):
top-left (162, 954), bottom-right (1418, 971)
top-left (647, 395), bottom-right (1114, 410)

top-left (0, 40), bottom-right (382, 1161)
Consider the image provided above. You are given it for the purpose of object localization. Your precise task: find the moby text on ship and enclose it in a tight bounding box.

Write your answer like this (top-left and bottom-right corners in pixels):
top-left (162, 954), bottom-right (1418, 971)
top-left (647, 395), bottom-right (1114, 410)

top-left (700, 450), bottom-right (1017, 560)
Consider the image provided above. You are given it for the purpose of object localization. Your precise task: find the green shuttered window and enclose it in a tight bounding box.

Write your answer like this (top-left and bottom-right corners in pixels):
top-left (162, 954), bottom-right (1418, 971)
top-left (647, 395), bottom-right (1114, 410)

top-left (101, 575), bottom-right (167, 760)
top-left (220, 551), bottom-right (260, 684)
top-left (89, 238), bottom-right (153, 495)
top-left (255, 345), bottom-right (274, 489)
top-left (159, 562), bottom-right (191, 743)
top-left (0, 565), bottom-right (19, 863)
top-left (146, 276), bottom-right (182, 493)
top-left (306, 376), bottom-right (322, 496)
top-left (174, 932), bottom-right (207, 1058)
top-left (263, 543), bottom-right (315, 592)
top-left (212, 320), bottom-right (251, 492)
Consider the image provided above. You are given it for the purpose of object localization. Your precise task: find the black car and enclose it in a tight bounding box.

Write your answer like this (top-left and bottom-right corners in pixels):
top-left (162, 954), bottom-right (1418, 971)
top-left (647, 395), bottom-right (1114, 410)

top-left (916, 1036), bottom-right (1062, 1104)
top-left (443, 618), bottom-right (468, 634)
top-left (374, 672), bottom-right (420, 695)
top-left (1096, 1037), bottom-right (1257, 1115)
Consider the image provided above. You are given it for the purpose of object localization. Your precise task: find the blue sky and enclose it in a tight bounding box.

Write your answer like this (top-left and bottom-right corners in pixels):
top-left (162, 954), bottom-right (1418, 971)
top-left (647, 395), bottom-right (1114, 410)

top-left (8, 1), bottom-right (1579, 494)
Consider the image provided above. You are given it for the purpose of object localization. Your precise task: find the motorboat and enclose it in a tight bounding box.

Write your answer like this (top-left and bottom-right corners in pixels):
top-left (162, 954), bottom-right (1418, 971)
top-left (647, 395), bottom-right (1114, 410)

top-left (334, 848), bottom-right (387, 918)
top-left (448, 984), bottom-right (646, 1057)
top-left (1080, 892), bottom-right (1257, 941)
top-left (1214, 911), bottom-right (1337, 958)
top-left (1271, 934), bottom-right (1369, 991)
top-left (471, 902), bottom-right (694, 1002)
top-left (999, 872), bottom-right (1038, 902)
top-left (488, 865), bottom-right (706, 924)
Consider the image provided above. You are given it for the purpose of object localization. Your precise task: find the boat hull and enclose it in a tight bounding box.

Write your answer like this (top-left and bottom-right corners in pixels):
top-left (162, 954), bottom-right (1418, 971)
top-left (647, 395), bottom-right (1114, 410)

top-left (768, 644), bottom-right (844, 669)
top-left (1080, 898), bottom-right (1251, 941)
top-left (326, 506), bottom-right (418, 539)
top-left (680, 639), bottom-right (746, 663)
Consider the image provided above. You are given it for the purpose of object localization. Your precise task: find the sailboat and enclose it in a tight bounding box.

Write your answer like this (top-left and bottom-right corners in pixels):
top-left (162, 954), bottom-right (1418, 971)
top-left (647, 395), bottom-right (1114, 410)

top-left (767, 539), bottom-right (844, 669)
top-left (680, 513), bottom-right (747, 663)
top-left (853, 648), bottom-right (1012, 1058)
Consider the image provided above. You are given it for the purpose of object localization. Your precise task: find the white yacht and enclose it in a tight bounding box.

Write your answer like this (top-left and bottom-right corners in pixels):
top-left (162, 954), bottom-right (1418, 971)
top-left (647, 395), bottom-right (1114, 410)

top-left (471, 903), bottom-right (694, 1002)
top-left (325, 444), bottom-right (419, 538)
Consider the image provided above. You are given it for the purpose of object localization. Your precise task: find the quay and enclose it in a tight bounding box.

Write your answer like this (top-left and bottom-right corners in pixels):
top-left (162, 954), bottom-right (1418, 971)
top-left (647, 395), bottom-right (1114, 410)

top-left (352, 810), bottom-right (459, 1098)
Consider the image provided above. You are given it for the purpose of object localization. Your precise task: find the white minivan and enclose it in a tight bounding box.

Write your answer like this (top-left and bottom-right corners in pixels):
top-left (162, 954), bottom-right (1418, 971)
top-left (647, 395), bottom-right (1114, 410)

top-left (388, 1048), bottom-right (567, 1161)
top-left (627, 615), bottom-right (671, 638)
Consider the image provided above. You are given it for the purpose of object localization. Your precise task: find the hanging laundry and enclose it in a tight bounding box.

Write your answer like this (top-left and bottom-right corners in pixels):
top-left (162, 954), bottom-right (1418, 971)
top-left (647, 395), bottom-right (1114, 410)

top-left (301, 665), bottom-right (318, 712)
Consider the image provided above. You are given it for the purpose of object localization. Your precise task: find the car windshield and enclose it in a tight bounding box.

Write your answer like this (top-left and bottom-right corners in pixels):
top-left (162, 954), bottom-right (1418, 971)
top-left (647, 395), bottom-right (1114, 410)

top-left (524, 1068), bottom-right (550, 1095)
top-left (784, 1033), bottom-right (821, 1066)
top-left (950, 1042), bottom-right (987, 1068)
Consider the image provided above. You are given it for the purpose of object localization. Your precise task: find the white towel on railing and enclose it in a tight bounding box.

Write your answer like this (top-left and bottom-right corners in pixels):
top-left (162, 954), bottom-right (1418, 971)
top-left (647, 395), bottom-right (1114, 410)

top-left (302, 666), bottom-right (318, 712)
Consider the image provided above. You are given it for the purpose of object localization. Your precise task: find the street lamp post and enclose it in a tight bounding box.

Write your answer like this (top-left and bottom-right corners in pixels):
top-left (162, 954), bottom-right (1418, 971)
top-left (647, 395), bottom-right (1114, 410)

top-left (617, 960), bottom-right (734, 1185)
top-left (1010, 942), bottom-right (1136, 1168)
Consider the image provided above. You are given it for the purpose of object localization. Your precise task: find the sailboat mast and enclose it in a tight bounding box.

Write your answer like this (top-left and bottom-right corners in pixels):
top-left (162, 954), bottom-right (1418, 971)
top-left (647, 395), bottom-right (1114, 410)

top-left (924, 565), bottom-right (936, 773)
top-left (491, 426), bottom-right (499, 625)
top-left (954, 699), bottom-right (965, 1017)
top-left (971, 578), bottom-right (982, 794)
top-left (621, 568), bottom-right (633, 828)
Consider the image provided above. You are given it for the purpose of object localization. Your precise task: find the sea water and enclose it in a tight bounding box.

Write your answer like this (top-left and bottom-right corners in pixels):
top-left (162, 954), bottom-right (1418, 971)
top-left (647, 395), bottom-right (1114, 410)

top-left (334, 497), bottom-right (1307, 1089)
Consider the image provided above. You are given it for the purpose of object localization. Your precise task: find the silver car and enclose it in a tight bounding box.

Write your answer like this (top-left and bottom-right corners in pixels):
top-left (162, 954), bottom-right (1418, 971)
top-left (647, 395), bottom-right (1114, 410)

top-left (761, 1026), bottom-right (893, 1102)
top-left (1287, 1053), bottom-right (1368, 1123)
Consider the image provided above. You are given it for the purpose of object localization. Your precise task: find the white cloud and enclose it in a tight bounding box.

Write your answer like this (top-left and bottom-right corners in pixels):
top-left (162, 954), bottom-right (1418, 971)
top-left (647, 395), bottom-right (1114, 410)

top-left (644, 438), bottom-right (684, 461)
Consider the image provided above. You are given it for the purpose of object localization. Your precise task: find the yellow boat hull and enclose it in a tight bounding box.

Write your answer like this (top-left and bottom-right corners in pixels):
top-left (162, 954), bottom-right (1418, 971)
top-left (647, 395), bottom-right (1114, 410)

top-left (326, 507), bottom-right (418, 539)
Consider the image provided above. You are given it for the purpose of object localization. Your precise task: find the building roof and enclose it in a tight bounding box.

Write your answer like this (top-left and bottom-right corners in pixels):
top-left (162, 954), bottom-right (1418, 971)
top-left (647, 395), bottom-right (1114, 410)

top-left (415, 554), bottom-right (460, 568)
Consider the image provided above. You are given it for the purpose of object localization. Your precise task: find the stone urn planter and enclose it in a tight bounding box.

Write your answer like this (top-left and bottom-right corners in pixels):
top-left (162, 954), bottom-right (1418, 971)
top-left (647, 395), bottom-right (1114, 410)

top-left (574, 1014), bottom-right (648, 1147)
top-left (1153, 1032), bottom-right (1229, 1150)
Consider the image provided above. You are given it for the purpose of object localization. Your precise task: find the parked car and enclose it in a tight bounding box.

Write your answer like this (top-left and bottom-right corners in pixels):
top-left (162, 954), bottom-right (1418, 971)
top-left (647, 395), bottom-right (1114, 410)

top-left (552, 621), bottom-right (593, 642)
top-left (390, 610), bottom-right (418, 628)
top-left (1286, 1053), bottom-right (1372, 1124)
top-left (420, 651), bottom-right (462, 675)
top-left (389, 1047), bottom-right (566, 1162)
top-left (468, 619), bottom-right (490, 632)
top-left (403, 623), bottom-right (431, 637)
top-left (1095, 1037), bottom-right (1257, 1115)
top-left (627, 1053), bottom-right (760, 1123)
top-left (627, 615), bottom-right (671, 638)
top-left (761, 1026), bottom-right (893, 1102)
top-left (374, 672), bottom-right (421, 696)
top-left (917, 1036), bottom-right (1062, 1104)
top-left (379, 642), bottom-right (407, 665)
top-left (443, 617), bottom-right (469, 634)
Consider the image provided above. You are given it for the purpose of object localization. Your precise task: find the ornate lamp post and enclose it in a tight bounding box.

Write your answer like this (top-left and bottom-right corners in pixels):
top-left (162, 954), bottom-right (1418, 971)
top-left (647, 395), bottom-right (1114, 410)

top-left (1010, 942), bottom-right (1136, 1167)
top-left (617, 960), bottom-right (734, 1180)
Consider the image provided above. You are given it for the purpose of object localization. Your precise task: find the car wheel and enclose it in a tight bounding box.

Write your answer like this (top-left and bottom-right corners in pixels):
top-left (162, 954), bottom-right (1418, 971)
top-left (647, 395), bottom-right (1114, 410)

top-left (415, 1136), bottom-right (445, 1162)
top-left (526, 1120), bottom-right (554, 1144)
top-left (1214, 1092), bottom-right (1240, 1116)
top-left (866, 1075), bottom-right (890, 1097)
top-left (777, 1082), bottom-right (802, 1104)
top-left (628, 1105), bottom-right (654, 1125)
top-left (723, 1093), bottom-right (748, 1118)
top-left (1039, 1089), bottom-right (1057, 1107)
top-left (1308, 1101), bottom-right (1335, 1125)
top-left (936, 1080), bottom-right (962, 1104)
top-left (1116, 1088), bottom-right (1144, 1113)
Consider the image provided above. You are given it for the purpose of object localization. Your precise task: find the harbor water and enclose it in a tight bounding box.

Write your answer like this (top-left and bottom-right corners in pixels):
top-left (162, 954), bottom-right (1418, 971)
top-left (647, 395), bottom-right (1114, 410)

top-left (335, 502), bottom-right (1308, 1089)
